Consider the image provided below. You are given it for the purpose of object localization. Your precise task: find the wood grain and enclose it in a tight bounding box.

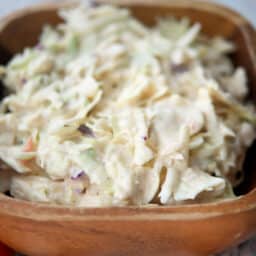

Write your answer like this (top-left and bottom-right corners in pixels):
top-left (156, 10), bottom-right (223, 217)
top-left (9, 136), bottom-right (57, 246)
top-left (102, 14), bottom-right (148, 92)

top-left (0, 1), bottom-right (255, 255)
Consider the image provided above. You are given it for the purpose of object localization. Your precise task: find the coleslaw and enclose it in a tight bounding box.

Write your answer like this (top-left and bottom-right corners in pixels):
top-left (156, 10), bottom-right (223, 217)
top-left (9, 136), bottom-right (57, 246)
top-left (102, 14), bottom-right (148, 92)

top-left (0, 4), bottom-right (255, 206)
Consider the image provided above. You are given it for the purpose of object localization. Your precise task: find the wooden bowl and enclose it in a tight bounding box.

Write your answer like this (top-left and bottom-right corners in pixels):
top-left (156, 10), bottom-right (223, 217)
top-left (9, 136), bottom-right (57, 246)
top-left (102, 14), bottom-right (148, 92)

top-left (0, 1), bottom-right (256, 255)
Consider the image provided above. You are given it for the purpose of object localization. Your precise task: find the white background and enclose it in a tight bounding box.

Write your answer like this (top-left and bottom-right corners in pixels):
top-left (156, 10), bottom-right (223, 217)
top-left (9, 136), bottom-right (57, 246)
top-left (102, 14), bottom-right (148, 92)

top-left (0, 0), bottom-right (255, 27)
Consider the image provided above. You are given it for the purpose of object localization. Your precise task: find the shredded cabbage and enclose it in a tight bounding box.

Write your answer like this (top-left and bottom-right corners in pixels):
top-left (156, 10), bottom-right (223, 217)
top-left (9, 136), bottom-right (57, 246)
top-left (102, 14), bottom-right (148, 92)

top-left (0, 4), bottom-right (255, 207)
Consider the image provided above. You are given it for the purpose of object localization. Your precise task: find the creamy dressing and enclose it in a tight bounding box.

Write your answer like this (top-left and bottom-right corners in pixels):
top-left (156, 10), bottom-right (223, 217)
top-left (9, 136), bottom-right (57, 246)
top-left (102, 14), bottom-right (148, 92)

top-left (0, 4), bottom-right (255, 206)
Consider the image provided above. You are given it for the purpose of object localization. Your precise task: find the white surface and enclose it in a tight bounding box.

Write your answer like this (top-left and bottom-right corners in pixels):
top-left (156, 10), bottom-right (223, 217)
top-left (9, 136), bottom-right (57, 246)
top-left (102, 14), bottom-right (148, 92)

top-left (211, 0), bottom-right (256, 27)
top-left (0, 0), bottom-right (255, 27)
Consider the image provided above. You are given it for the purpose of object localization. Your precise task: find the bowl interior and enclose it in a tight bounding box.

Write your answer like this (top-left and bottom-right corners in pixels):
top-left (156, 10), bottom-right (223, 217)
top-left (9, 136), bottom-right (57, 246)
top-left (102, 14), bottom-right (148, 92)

top-left (0, 0), bottom-right (255, 199)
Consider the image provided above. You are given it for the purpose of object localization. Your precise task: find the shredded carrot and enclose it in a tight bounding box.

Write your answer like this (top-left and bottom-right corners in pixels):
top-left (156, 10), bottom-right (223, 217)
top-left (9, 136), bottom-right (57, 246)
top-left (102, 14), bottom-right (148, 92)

top-left (20, 159), bottom-right (33, 167)
top-left (23, 137), bottom-right (34, 152)
top-left (20, 137), bottom-right (35, 166)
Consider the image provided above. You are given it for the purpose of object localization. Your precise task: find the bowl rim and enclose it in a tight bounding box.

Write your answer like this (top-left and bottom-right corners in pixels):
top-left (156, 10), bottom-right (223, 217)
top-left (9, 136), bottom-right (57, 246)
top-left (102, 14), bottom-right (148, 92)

top-left (0, 190), bottom-right (256, 221)
top-left (0, 0), bottom-right (255, 221)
